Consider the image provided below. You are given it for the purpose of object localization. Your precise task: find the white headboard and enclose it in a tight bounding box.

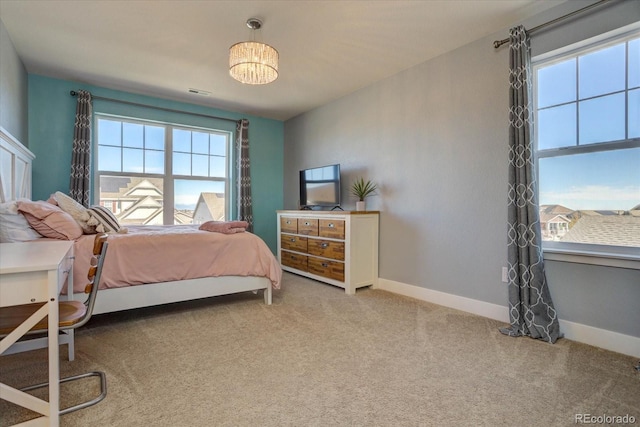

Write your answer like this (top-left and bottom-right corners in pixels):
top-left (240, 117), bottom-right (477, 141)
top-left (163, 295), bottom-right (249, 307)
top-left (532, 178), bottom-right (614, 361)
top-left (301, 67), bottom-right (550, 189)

top-left (0, 126), bottom-right (35, 203)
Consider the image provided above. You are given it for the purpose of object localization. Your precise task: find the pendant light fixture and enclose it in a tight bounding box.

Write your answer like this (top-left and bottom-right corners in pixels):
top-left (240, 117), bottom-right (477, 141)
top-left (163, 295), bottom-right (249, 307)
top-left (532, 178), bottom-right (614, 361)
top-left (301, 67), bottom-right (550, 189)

top-left (229, 18), bottom-right (279, 85)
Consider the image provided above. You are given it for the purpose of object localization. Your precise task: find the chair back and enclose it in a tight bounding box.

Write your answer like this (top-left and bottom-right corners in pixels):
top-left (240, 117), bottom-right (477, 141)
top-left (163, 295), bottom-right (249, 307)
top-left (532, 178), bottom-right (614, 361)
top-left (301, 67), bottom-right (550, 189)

top-left (72, 233), bottom-right (108, 330)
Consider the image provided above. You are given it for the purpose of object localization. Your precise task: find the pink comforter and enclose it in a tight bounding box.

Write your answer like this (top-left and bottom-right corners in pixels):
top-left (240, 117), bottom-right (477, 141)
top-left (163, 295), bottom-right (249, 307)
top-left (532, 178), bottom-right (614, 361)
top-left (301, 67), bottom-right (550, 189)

top-left (71, 225), bottom-right (282, 293)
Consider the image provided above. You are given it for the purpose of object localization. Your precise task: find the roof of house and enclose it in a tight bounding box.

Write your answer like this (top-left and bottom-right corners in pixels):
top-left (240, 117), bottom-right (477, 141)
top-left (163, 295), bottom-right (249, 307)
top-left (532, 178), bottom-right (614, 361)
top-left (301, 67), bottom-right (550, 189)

top-left (540, 204), bottom-right (573, 215)
top-left (560, 214), bottom-right (640, 247)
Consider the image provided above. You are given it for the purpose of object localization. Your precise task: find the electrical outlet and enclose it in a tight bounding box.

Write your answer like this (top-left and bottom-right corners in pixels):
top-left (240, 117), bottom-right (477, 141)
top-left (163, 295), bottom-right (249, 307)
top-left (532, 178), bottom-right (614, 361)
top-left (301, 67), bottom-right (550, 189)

top-left (501, 267), bottom-right (508, 283)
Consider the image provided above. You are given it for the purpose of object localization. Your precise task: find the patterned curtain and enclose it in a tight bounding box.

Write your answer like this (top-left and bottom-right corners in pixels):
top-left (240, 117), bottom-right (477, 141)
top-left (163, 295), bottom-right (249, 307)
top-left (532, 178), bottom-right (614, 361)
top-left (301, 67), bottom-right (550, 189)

top-left (69, 90), bottom-right (93, 207)
top-left (499, 26), bottom-right (560, 344)
top-left (236, 119), bottom-right (253, 232)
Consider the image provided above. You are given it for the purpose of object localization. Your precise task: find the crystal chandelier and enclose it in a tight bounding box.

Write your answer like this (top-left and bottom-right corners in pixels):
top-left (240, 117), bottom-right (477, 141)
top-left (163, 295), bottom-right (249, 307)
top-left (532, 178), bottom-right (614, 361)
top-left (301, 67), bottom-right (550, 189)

top-left (229, 18), bottom-right (279, 85)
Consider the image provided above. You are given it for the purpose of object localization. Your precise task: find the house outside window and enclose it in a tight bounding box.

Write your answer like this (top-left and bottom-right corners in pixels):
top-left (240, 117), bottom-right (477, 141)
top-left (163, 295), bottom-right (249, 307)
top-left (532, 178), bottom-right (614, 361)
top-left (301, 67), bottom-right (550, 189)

top-left (533, 29), bottom-right (640, 264)
top-left (94, 115), bottom-right (231, 226)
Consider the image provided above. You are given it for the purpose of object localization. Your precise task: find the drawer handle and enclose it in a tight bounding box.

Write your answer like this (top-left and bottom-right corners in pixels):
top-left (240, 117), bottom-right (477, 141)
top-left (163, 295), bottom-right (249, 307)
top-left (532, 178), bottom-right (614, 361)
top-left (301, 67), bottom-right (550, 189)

top-left (291, 256), bottom-right (298, 260)
top-left (320, 242), bottom-right (329, 248)
top-left (321, 263), bottom-right (329, 268)
top-left (289, 238), bottom-right (296, 242)
top-left (328, 223), bottom-right (335, 228)
top-left (286, 220), bottom-right (292, 224)
top-left (304, 221), bottom-right (310, 226)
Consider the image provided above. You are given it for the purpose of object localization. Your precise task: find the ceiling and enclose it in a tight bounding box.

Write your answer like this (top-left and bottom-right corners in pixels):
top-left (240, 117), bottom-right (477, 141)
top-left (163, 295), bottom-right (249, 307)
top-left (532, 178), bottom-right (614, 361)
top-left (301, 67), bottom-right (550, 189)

top-left (0, 0), bottom-right (564, 121)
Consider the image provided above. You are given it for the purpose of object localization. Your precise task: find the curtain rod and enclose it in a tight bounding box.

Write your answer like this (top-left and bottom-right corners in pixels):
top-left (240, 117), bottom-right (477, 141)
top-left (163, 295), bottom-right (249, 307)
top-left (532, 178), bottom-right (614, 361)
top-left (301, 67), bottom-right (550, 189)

top-left (69, 90), bottom-right (239, 124)
top-left (493, 0), bottom-right (611, 49)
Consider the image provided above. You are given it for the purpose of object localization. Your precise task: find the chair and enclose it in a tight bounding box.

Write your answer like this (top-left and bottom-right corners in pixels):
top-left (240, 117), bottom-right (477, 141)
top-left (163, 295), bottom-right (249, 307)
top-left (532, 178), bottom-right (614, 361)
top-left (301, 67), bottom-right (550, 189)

top-left (0, 233), bottom-right (109, 415)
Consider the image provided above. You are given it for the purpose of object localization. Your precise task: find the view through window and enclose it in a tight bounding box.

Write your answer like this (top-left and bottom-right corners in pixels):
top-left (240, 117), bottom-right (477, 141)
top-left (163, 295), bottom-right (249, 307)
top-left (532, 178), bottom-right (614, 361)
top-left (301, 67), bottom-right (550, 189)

top-left (534, 32), bottom-right (640, 250)
top-left (95, 116), bottom-right (231, 226)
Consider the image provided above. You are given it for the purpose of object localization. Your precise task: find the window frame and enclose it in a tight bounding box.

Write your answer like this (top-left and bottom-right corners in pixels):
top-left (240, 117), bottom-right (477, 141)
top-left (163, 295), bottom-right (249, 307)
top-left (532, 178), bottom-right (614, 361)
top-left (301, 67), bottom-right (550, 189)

top-left (532, 25), bottom-right (640, 270)
top-left (93, 113), bottom-right (234, 225)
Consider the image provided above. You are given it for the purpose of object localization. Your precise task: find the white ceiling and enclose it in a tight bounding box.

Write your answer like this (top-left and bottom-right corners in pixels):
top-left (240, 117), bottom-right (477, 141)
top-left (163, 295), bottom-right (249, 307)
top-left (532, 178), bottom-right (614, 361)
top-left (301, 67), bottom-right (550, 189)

top-left (0, 0), bottom-right (564, 121)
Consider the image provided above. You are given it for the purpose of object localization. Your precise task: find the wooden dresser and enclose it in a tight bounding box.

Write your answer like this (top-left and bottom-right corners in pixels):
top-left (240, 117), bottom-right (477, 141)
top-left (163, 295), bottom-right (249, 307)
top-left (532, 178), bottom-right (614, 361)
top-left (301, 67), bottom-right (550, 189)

top-left (277, 210), bottom-right (379, 294)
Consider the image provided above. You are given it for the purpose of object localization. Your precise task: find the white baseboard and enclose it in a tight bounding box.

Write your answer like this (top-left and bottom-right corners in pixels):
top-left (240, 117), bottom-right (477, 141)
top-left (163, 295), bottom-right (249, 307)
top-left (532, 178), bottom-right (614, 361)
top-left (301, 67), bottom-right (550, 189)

top-left (377, 278), bottom-right (640, 358)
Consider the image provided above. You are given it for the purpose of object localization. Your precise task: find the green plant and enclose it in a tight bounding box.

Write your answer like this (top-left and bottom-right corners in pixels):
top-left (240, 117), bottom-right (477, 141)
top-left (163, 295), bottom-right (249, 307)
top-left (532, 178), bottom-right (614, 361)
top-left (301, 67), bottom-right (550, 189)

top-left (351, 177), bottom-right (378, 201)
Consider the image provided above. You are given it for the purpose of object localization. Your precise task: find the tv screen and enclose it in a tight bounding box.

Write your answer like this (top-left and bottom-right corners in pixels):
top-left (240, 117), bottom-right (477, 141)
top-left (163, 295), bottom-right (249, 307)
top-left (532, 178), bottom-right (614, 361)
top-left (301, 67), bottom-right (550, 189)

top-left (299, 164), bottom-right (341, 208)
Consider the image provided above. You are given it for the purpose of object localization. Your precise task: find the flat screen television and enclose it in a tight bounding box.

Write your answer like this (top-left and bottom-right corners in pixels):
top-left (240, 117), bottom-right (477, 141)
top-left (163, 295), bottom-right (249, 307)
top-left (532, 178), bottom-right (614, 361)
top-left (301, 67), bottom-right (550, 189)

top-left (299, 164), bottom-right (341, 209)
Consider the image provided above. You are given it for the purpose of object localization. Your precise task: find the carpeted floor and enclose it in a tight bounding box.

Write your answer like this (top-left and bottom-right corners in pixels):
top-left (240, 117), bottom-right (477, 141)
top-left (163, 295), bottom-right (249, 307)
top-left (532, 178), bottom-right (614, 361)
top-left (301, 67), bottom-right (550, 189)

top-left (1, 272), bottom-right (639, 426)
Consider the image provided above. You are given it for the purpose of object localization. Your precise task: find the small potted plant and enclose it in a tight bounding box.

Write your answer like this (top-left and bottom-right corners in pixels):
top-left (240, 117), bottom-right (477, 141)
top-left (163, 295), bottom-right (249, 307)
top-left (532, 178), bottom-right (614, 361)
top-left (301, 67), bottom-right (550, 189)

top-left (351, 177), bottom-right (377, 211)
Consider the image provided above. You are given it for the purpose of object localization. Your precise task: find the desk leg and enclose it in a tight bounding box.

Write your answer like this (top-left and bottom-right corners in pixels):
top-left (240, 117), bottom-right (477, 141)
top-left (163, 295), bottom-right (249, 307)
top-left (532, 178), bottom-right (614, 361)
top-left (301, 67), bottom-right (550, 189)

top-left (47, 270), bottom-right (60, 427)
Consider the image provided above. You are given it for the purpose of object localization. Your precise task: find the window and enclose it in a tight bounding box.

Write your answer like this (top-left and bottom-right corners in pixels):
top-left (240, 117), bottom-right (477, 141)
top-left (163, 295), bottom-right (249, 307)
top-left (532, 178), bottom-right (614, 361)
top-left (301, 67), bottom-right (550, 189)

top-left (95, 115), bottom-right (231, 226)
top-left (533, 30), bottom-right (640, 265)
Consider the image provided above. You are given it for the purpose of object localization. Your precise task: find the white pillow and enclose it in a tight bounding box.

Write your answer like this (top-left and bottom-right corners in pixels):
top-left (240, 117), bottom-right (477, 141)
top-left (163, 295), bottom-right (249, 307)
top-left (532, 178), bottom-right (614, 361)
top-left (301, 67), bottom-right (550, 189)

top-left (88, 205), bottom-right (127, 234)
top-left (54, 191), bottom-right (95, 234)
top-left (0, 200), bottom-right (42, 242)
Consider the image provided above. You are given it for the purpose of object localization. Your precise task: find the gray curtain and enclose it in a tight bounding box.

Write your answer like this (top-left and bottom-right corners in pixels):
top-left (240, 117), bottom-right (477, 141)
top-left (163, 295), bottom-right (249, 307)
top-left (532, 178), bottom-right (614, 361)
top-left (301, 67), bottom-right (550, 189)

top-left (69, 90), bottom-right (92, 207)
top-left (236, 119), bottom-right (253, 232)
top-left (499, 26), bottom-right (560, 344)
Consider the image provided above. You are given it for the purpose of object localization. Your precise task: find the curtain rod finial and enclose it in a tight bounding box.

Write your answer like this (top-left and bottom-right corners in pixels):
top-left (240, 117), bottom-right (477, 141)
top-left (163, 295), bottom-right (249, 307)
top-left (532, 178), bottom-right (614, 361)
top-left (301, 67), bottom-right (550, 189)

top-left (70, 90), bottom-right (77, 96)
top-left (494, 39), bottom-right (508, 49)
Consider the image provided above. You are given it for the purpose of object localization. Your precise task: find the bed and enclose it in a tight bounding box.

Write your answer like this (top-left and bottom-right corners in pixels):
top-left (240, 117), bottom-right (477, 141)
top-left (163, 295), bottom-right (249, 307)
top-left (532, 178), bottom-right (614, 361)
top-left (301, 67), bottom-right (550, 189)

top-left (1, 126), bottom-right (282, 320)
top-left (71, 224), bottom-right (281, 314)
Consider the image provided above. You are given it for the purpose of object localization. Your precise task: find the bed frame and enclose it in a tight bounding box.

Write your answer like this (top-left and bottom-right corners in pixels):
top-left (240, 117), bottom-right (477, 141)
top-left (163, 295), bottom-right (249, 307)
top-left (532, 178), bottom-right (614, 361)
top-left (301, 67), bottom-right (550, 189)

top-left (1, 126), bottom-right (273, 320)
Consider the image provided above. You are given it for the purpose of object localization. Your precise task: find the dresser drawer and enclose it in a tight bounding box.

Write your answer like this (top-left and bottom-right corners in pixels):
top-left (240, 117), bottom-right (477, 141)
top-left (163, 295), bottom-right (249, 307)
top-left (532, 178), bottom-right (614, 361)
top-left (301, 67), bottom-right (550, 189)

top-left (298, 218), bottom-right (319, 236)
top-left (280, 217), bottom-right (298, 234)
top-left (308, 257), bottom-right (345, 282)
top-left (307, 239), bottom-right (345, 261)
top-left (319, 219), bottom-right (345, 239)
top-left (281, 250), bottom-right (308, 272)
top-left (281, 234), bottom-right (308, 253)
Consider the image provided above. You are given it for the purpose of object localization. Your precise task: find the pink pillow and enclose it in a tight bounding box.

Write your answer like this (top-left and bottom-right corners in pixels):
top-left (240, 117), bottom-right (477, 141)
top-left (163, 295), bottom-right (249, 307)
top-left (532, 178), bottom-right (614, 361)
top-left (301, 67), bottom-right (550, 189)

top-left (17, 200), bottom-right (83, 240)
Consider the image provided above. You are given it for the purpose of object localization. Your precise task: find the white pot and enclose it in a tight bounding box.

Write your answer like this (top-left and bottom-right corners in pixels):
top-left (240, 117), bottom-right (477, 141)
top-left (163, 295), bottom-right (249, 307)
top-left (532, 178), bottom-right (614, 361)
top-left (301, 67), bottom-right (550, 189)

top-left (356, 201), bottom-right (366, 211)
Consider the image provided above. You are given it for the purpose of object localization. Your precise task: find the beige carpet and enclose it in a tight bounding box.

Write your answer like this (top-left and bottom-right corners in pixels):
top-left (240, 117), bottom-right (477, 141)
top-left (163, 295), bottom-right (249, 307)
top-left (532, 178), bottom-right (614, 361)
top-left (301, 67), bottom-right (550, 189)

top-left (1, 272), bottom-right (639, 426)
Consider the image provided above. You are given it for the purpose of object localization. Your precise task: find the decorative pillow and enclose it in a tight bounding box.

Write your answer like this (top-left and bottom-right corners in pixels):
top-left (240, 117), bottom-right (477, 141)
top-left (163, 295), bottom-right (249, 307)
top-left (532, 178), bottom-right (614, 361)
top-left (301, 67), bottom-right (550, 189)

top-left (88, 205), bottom-right (124, 233)
top-left (17, 200), bottom-right (83, 240)
top-left (0, 200), bottom-right (42, 242)
top-left (53, 191), bottom-right (95, 234)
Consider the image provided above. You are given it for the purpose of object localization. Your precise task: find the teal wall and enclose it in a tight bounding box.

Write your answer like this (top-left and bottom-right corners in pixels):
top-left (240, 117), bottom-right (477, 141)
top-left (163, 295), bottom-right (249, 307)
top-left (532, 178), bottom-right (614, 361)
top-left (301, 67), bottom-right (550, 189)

top-left (28, 74), bottom-right (283, 252)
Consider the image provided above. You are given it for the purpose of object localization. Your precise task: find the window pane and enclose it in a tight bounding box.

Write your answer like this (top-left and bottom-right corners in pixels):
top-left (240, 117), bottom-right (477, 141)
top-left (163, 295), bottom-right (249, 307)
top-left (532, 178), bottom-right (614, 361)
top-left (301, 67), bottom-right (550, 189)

top-left (175, 179), bottom-right (226, 224)
top-left (538, 148), bottom-right (640, 246)
top-left (192, 132), bottom-right (209, 155)
top-left (98, 176), bottom-right (164, 226)
top-left (537, 103), bottom-right (576, 149)
top-left (210, 134), bottom-right (227, 156)
top-left (145, 125), bottom-right (165, 150)
top-left (209, 156), bottom-right (226, 178)
top-left (192, 154), bottom-right (209, 177)
top-left (173, 152), bottom-right (191, 175)
top-left (98, 146), bottom-right (121, 171)
top-left (98, 119), bottom-right (121, 146)
top-left (579, 43), bottom-right (625, 99)
top-left (630, 88), bottom-right (640, 138)
top-left (123, 122), bottom-right (143, 148)
top-left (145, 149), bottom-right (164, 174)
top-left (95, 116), bottom-right (229, 226)
top-left (537, 59), bottom-right (576, 108)
top-left (628, 38), bottom-right (639, 89)
top-left (173, 129), bottom-right (191, 152)
top-left (579, 93), bottom-right (625, 144)
top-left (539, 148), bottom-right (640, 210)
top-left (122, 148), bottom-right (144, 173)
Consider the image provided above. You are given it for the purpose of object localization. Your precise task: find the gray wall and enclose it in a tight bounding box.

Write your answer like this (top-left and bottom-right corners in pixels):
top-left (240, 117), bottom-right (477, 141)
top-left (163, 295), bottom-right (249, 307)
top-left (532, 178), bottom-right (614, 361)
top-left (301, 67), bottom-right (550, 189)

top-left (0, 18), bottom-right (28, 143)
top-left (284, 1), bottom-right (640, 339)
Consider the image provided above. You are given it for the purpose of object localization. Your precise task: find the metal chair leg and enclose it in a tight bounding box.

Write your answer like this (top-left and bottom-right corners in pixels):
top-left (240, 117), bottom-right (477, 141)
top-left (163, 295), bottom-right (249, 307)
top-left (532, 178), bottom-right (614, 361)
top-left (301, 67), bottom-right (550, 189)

top-left (21, 371), bottom-right (107, 415)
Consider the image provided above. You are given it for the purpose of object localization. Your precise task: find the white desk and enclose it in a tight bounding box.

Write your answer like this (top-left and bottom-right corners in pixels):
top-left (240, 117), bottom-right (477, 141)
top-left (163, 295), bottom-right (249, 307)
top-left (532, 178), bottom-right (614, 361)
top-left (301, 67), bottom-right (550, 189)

top-left (0, 240), bottom-right (74, 427)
